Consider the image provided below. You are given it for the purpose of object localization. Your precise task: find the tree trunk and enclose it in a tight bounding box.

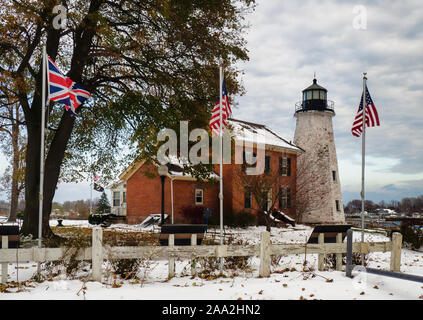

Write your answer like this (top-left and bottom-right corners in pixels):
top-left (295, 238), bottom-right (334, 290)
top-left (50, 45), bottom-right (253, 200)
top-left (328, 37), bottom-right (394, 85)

top-left (21, 117), bottom-right (44, 237)
top-left (7, 106), bottom-right (20, 222)
top-left (20, 0), bottom-right (102, 239)
top-left (20, 108), bottom-right (75, 239)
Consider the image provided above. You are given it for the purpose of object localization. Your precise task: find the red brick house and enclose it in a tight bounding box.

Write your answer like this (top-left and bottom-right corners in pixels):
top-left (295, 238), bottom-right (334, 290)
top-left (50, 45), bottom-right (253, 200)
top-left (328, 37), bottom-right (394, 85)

top-left (112, 119), bottom-right (303, 225)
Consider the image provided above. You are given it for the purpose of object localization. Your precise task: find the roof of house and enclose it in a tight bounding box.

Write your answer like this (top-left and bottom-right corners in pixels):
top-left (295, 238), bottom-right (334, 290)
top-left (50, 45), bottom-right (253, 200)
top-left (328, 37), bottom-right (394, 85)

top-left (228, 118), bottom-right (303, 153)
top-left (116, 118), bottom-right (301, 184)
top-left (118, 155), bottom-right (219, 182)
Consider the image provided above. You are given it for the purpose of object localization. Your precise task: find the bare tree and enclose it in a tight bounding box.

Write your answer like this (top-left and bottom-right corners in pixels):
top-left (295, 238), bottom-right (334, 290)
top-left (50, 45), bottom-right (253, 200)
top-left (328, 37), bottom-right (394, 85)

top-left (234, 151), bottom-right (296, 232)
top-left (0, 99), bottom-right (26, 222)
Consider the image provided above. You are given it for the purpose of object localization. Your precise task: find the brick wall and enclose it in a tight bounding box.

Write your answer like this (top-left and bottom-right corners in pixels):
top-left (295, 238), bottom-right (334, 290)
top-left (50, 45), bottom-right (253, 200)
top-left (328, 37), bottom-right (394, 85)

top-left (126, 163), bottom-right (219, 224)
top-left (126, 150), bottom-right (297, 225)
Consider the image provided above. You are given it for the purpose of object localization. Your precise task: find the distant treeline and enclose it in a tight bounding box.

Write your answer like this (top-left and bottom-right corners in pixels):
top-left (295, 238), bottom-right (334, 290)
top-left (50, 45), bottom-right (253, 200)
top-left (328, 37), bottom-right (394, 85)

top-left (344, 195), bottom-right (423, 214)
top-left (52, 199), bottom-right (99, 219)
top-left (0, 199), bottom-right (99, 219)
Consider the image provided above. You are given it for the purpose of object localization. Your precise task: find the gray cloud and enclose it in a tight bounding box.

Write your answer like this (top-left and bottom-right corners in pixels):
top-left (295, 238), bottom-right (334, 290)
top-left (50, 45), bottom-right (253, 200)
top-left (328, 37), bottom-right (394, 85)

top-left (234, 0), bottom-right (423, 201)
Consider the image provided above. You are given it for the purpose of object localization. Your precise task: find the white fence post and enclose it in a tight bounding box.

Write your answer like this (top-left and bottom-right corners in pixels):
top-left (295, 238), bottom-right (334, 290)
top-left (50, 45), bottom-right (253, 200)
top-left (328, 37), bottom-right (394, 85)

top-left (168, 234), bottom-right (175, 279)
top-left (336, 233), bottom-right (342, 271)
top-left (390, 232), bottom-right (402, 272)
top-left (259, 231), bottom-right (271, 278)
top-left (92, 227), bottom-right (103, 282)
top-left (1, 236), bottom-right (8, 284)
top-left (191, 234), bottom-right (197, 277)
top-left (318, 233), bottom-right (325, 271)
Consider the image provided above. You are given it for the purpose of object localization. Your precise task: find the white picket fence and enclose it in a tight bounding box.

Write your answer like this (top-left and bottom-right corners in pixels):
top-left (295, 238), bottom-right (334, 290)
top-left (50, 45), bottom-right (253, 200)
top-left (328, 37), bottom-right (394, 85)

top-left (0, 227), bottom-right (402, 283)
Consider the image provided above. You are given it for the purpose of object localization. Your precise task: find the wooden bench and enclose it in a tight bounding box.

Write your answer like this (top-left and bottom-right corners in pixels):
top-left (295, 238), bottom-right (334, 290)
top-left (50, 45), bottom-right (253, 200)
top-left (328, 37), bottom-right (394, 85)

top-left (0, 225), bottom-right (19, 248)
top-left (159, 224), bottom-right (208, 246)
top-left (307, 224), bottom-right (352, 244)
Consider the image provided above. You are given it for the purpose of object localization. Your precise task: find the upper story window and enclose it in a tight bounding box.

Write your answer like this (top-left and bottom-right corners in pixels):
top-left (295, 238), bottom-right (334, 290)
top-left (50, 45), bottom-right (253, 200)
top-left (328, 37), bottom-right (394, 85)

top-left (195, 189), bottom-right (203, 205)
top-left (264, 156), bottom-right (271, 173)
top-left (279, 157), bottom-right (291, 176)
top-left (335, 200), bottom-right (340, 211)
top-left (122, 192), bottom-right (126, 204)
top-left (332, 171), bottom-right (336, 182)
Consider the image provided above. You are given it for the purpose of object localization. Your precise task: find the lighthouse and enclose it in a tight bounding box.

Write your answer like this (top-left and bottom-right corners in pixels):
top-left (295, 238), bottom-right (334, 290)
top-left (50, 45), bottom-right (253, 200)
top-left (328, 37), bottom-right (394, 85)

top-left (293, 78), bottom-right (345, 224)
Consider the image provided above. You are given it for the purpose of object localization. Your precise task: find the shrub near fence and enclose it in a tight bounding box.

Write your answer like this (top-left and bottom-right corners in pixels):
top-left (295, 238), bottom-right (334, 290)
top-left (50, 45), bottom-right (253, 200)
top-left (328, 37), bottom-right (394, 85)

top-left (0, 228), bottom-right (402, 283)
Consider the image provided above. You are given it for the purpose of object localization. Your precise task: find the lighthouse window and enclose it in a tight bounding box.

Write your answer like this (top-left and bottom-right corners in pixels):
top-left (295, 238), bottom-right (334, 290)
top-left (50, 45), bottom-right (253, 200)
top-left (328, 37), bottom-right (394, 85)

top-left (332, 171), bottom-right (336, 182)
top-left (306, 91), bottom-right (312, 100)
top-left (313, 90), bottom-right (319, 99)
top-left (335, 200), bottom-right (340, 211)
top-left (320, 91), bottom-right (326, 100)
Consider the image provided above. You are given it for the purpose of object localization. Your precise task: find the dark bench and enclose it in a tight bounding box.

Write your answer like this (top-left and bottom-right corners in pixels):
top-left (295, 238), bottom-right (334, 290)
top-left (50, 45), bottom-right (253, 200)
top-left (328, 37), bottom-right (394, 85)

top-left (307, 224), bottom-right (352, 244)
top-left (0, 225), bottom-right (19, 248)
top-left (159, 224), bottom-right (208, 246)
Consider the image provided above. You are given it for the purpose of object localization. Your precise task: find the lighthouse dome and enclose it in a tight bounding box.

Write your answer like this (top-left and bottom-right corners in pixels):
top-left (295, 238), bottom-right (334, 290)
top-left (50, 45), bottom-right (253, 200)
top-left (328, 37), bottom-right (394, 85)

top-left (295, 78), bottom-right (334, 113)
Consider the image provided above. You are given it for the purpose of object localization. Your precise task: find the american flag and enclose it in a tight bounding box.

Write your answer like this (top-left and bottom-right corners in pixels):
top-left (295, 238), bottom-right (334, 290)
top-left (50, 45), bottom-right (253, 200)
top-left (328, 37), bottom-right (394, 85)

top-left (351, 86), bottom-right (380, 137)
top-left (209, 79), bottom-right (232, 136)
top-left (47, 56), bottom-right (90, 117)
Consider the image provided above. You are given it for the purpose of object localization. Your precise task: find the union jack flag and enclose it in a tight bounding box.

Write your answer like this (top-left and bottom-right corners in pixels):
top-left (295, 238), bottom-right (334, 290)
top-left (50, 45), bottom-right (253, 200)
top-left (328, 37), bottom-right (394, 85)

top-left (351, 85), bottom-right (380, 137)
top-left (47, 56), bottom-right (90, 117)
top-left (209, 79), bottom-right (232, 136)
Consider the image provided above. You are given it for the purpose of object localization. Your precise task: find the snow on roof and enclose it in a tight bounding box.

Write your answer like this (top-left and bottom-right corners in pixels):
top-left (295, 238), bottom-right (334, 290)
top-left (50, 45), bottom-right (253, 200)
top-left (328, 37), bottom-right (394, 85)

top-left (162, 155), bottom-right (219, 179)
top-left (228, 118), bottom-right (303, 153)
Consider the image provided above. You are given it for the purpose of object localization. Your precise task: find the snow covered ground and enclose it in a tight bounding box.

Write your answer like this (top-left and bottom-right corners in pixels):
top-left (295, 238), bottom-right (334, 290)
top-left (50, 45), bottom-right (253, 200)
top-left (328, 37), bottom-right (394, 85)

top-left (1, 219), bottom-right (422, 300)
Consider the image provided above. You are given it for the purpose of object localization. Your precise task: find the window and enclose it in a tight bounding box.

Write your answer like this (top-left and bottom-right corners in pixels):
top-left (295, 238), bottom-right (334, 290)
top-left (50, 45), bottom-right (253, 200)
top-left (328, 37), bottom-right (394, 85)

top-left (332, 171), bottom-right (336, 182)
top-left (260, 188), bottom-right (273, 212)
top-left (122, 192), bottom-right (126, 204)
top-left (335, 200), bottom-right (340, 211)
top-left (279, 186), bottom-right (291, 209)
top-left (113, 191), bottom-right (120, 207)
top-left (243, 151), bottom-right (256, 172)
top-left (306, 91), bottom-right (312, 100)
top-left (265, 156), bottom-right (271, 173)
top-left (313, 90), bottom-right (319, 99)
top-left (279, 157), bottom-right (291, 176)
top-left (244, 188), bottom-right (252, 209)
top-left (195, 189), bottom-right (203, 205)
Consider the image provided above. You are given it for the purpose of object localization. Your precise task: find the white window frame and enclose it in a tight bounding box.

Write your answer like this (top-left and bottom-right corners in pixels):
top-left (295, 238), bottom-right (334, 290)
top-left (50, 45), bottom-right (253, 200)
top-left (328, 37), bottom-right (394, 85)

top-left (195, 189), bottom-right (203, 205)
top-left (113, 191), bottom-right (121, 207)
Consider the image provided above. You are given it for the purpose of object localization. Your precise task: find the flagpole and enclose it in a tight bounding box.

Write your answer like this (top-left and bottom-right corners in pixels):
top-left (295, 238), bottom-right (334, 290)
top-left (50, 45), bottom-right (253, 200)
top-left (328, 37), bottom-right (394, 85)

top-left (90, 154), bottom-right (94, 215)
top-left (219, 65), bottom-right (224, 246)
top-left (37, 45), bottom-right (47, 276)
top-left (361, 72), bottom-right (367, 266)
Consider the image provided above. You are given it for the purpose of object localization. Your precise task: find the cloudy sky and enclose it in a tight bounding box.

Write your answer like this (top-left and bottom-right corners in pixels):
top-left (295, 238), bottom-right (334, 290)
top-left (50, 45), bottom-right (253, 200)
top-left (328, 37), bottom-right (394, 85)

top-left (232, 0), bottom-right (423, 204)
top-left (1, 0), bottom-right (422, 205)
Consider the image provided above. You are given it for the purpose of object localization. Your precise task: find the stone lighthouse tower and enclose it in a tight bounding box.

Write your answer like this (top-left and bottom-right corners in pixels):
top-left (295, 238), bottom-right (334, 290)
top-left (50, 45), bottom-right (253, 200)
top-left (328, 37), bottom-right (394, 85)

top-left (293, 78), bottom-right (345, 224)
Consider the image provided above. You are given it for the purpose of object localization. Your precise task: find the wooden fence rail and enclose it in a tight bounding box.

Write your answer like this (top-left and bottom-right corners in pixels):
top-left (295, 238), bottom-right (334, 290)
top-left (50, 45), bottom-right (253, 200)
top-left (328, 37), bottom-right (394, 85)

top-left (0, 227), bottom-right (402, 283)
